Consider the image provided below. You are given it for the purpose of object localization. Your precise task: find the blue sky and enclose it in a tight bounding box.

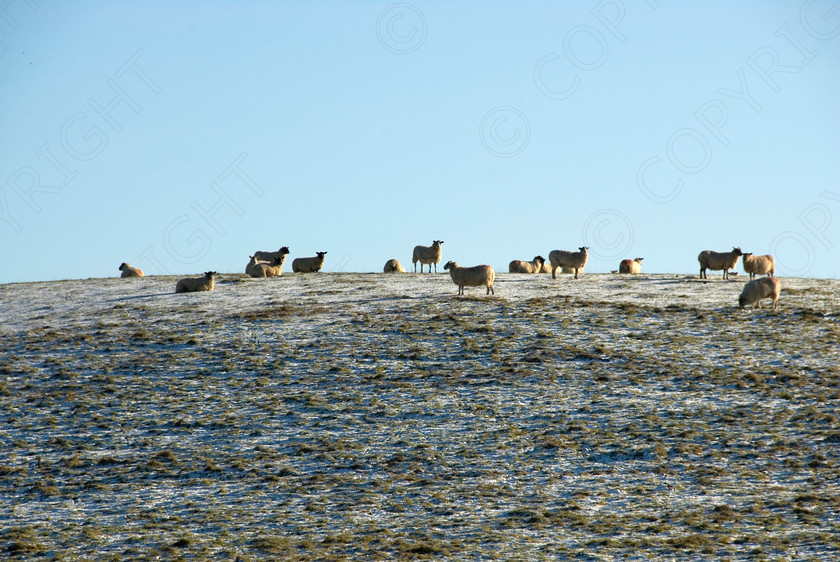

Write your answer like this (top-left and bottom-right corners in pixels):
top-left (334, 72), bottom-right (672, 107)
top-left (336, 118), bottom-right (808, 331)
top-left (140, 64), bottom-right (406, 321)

top-left (2, 1), bottom-right (839, 283)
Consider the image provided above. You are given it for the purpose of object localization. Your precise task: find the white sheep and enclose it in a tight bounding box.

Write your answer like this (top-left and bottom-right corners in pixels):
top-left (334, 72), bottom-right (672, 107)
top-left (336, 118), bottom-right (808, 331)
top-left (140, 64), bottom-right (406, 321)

top-left (443, 261), bottom-right (495, 295)
top-left (739, 276), bottom-right (781, 310)
top-left (252, 246), bottom-right (290, 262)
top-left (549, 247), bottom-right (589, 279)
top-left (618, 257), bottom-right (643, 274)
top-left (742, 253), bottom-right (775, 280)
top-left (119, 262), bottom-right (144, 278)
top-left (249, 255), bottom-right (287, 278)
top-left (383, 258), bottom-right (406, 273)
top-left (175, 271), bottom-right (217, 293)
top-left (293, 251), bottom-right (327, 273)
top-left (698, 247), bottom-right (744, 279)
top-left (412, 240), bottom-right (444, 273)
top-left (245, 254), bottom-right (266, 275)
top-left (509, 256), bottom-right (545, 274)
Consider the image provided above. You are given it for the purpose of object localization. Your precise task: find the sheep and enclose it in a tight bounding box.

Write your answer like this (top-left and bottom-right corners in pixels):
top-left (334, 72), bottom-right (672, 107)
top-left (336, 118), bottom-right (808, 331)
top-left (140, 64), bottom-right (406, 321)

top-left (739, 276), bottom-right (781, 310)
top-left (245, 254), bottom-right (266, 275)
top-left (539, 261), bottom-right (552, 274)
top-left (175, 271), bottom-right (217, 293)
top-left (119, 262), bottom-right (144, 278)
top-left (742, 253), bottom-right (775, 280)
top-left (249, 255), bottom-right (287, 278)
top-left (698, 247), bottom-right (744, 279)
top-left (548, 247), bottom-right (589, 279)
top-left (293, 251), bottom-right (327, 273)
top-left (412, 240), bottom-right (444, 273)
top-left (252, 246), bottom-right (290, 262)
top-left (383, 258), bottom-right (406, 273)
top-left (618, 257), bottom-right (644, 274)
top-left (509, 255), bottom-right (545, 274)
top-left (443, 261), bottom-right (495, 295)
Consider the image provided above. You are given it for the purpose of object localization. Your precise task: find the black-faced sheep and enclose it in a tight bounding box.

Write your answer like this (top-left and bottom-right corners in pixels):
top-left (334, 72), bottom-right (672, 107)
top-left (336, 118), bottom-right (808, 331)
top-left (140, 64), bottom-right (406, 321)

top-left (175, 271), bottom-right (217, 293)
top-left (412, 240), bottom-right (444, 273)
top-left (698, 247), bottom-right (744, 279)
top-left (549, 247), bottom-right (589, 279)
top-left (119, 263), bottom-right (144, 278)
top-left (293, 252), bottom-right (327, 273)
top-left (509, 256), bottom-right (545, 274)
top-left (443, 261), bottom-right (495, 295)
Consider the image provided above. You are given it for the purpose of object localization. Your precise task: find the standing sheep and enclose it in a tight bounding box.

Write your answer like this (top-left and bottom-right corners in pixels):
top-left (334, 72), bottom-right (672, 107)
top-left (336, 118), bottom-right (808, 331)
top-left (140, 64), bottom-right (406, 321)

top-left (412, 240), bottom-right (444, 273)
top-left (249, 255), bottom-right (287, 278)
top-left (293, 251), bottom-right (327, 273)
top-left (549, 247), bottom-right (589, 279)
top-left (618, 257), bottom-right (644, 274)
top-left (253, 246), bottom-right (290, 262)
top-left (175, 271), bottom-right (217, 293)
top-left (119, 262), bottom-right (144, 278)
top-left (739, 277), bottom-right (781, 310)
top-left (383, 258), bottom-right (406, 273)
top-left (509, 256), bottom-right (545, 274)
top-left (742, 253), bottom-right (775, 280)
top-left (698, 247), bottom-right (744, 280)
top-left (443, 261), bottom-right (495, 295)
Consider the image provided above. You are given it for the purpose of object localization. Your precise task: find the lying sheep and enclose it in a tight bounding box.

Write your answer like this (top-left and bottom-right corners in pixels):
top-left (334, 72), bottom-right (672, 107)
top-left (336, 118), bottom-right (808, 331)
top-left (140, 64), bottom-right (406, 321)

top-left (383, 258), bottom-right (406, 273)
top-left (443, 261), bottom-right (495, 295)
top-left (618, 257), bottom-right (644, 274)
top-left (509, 256), bottom-right (545, 274)
top-left (742, 253), bottom-right (775, 280)
top-left (252, 246), bottom-right (290, 262)
top-left (119, 262), bottom-right (144, 278)
top-left (245, 254), bottom-right (266, 275)
top-left (539, 261), bottom-right (552, 274)
top-left (249, 255), bottom-right (287, 278)
top-left (698, 247), bottom-right (744, 279)
top-left (175, 271), bottom-right (217, 293)
top-left (293, 251), bottom-right (327, 273)
top-left (739, 277), bottom-right (781, 310)
top-left (413, 240), bottom-right (444, 273)
top-left (549, 247), bottom-right (589, 279)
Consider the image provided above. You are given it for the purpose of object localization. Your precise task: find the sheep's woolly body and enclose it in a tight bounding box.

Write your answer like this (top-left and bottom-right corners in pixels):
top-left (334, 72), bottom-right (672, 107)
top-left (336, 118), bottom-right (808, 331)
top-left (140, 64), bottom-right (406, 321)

top-left (619, 258), bottom-right (643, 274)
top-left (245, 255), bottom-right (267, 275)
top-left (249, 255), bottom-right (287, 278)
top-left (443, 261), bottom-right (495, 295)
top-left (742, 253), bottom-right (775, 280)
top-left (253, 247), bottom-right (290, 262)
top-left (175, 272), bottom-right (216, 293)
top-left (293, 252), bottom-right (327, 273)
top-left (412, 240), bottom-right (444, 273)
top-left (383, 259), bottom-right (406, 273)
top-left (119, 263), bottom-right (144, 278)
top-left (698, 247), bottom-right (743, 280)
top-left (739, 277), bottom-right (781, 309)
top-left (549, 247), bottom-right (589, 279)
top-left (509, 256), bottom-right (545, 274)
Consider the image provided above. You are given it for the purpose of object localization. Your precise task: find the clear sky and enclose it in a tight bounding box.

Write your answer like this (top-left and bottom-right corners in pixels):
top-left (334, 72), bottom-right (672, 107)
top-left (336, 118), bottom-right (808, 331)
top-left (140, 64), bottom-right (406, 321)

top-left (2, 1), bottom-right (839, 284)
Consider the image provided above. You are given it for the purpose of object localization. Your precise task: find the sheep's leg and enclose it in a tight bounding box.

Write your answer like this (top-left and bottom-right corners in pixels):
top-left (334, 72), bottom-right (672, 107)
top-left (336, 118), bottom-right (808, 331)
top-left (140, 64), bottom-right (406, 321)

top-left (552, 266), bottom-right (557, 280)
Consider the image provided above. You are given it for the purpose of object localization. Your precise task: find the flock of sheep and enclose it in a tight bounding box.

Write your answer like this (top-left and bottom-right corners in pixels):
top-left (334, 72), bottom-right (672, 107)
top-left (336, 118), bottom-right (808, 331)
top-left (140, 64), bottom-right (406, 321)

top-left (117, 242), bottom-right (781, 309)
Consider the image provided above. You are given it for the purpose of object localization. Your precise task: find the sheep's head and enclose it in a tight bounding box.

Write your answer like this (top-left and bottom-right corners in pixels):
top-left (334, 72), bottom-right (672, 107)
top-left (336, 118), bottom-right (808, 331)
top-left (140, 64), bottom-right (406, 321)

top-left (443, 261), bottom-right (457, 271)
top-left (280, 247), bottom-right (290, 254)
top-left (732, 247), bottom-right (744, 255)
top-left (434, 240), bottom-right (444, 248)
top-left (535, 256), bottom-right (545, 265)
top-left (635, 257), bottom-right (644, 263)
top-left (204, 271), bottom-right (217, 278)
top-left (316, 251), bottom-right (327, 258)
top-left (579, 246), bottom-right (589, 253)
top-left (119, 263), bottom-right (128, 270)
top-left (742, 252), bottom-right (753, 257)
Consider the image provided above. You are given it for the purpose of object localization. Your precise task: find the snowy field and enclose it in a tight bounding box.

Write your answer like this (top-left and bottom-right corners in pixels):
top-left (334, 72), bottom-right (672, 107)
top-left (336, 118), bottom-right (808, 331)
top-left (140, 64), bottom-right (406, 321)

top-left (1, 271), bottom-right (838, 559)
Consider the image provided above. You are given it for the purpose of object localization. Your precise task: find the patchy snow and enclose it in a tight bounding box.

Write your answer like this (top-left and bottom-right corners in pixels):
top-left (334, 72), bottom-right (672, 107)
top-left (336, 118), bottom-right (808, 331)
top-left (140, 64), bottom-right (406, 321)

top-left (0, 272), bottom-right (838, 558)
